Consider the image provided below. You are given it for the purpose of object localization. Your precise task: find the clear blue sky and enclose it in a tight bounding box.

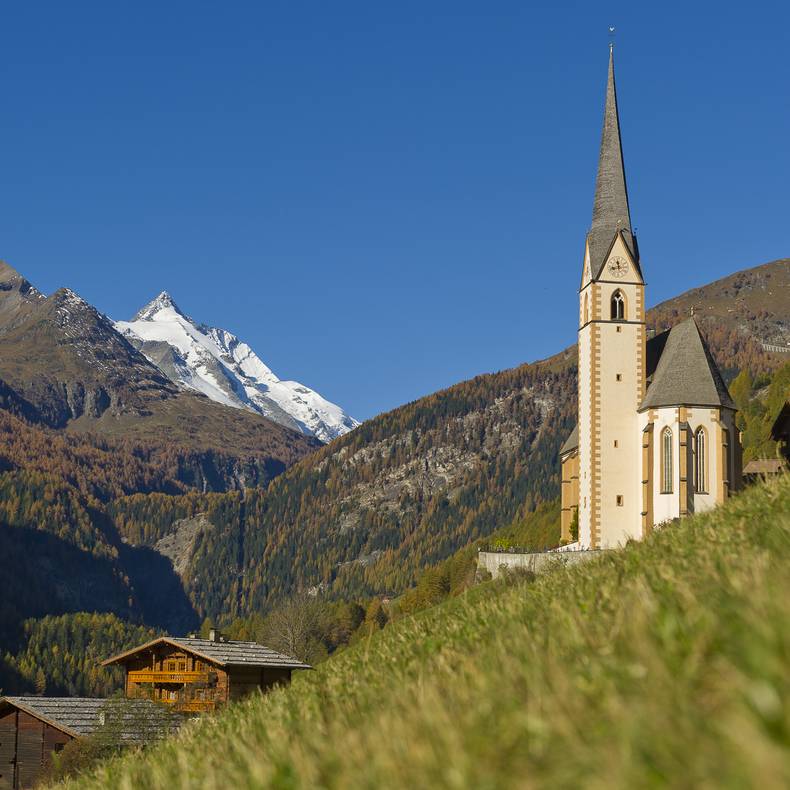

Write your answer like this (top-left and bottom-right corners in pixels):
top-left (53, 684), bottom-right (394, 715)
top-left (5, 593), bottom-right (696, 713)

top-left (1, 2), bottom-right (787, 421)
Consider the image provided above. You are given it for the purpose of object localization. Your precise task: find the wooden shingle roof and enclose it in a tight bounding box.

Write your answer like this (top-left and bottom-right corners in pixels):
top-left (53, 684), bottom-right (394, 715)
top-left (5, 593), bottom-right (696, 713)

top-left (102, 636), bottom-right (311, 670)
top-left (743, 459), bottom-right (786, 476)
top-left (0, 697), bottom-right (182, 741)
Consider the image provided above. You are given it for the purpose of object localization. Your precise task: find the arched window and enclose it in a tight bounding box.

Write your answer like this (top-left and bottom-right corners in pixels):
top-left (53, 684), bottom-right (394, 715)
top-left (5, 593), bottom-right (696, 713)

top-left (661, 427), bottom-right (673, 493)
top-left (583, 293), bottom-right (589, 324)
top-left (694, 428), bottom-right (707, 493)
top-left (611, 290), bottom-right (625, 320)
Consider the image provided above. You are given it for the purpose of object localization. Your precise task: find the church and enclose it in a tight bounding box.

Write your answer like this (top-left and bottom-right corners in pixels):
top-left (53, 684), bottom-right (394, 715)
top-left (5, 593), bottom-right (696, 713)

top-left (559, 49), bottom-right (742, 549)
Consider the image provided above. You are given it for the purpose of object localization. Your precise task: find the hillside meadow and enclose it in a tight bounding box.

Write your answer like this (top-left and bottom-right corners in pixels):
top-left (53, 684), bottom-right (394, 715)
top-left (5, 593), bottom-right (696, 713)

top-left (57, 472), bottom-right (790, 789)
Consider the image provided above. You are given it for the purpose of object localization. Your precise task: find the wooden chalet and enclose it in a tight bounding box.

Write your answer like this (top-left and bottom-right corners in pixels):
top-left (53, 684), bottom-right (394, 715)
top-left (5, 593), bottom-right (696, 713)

top-left (0, 696), bottom-right (180, 789)
top-left (102, 630), bottom-right (311, 714)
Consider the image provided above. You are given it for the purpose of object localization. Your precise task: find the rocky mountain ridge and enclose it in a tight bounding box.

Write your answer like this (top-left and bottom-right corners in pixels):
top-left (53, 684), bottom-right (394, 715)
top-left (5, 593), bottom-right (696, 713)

top-left (0, 262), bottom-right (320, 469)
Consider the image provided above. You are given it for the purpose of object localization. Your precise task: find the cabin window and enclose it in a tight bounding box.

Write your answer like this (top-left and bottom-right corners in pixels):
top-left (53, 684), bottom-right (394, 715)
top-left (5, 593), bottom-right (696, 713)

top-left (611, 290), bottom-right (625, 320)
top-left (168, 661), bottom-right (176, 672)
top-left (661, 428), bottom-right (673, 493)
top-left (694, 428), bottom-right (708, 493)
top-left (179, 662), bottom-right (186, 672)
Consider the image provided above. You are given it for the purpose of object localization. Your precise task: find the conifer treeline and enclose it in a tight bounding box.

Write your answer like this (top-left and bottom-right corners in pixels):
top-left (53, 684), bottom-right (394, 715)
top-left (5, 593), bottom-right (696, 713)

top-left (0, 613), bottom-right (155, 697)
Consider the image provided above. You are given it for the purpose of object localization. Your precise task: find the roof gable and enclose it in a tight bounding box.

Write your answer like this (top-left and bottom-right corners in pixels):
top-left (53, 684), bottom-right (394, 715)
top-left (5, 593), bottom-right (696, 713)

top-left (640, 318), bottom-right (735, 411)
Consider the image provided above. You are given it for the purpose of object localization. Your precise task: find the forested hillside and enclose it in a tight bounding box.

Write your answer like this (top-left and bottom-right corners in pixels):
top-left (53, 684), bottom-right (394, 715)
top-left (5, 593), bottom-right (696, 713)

top-left (105, 259), bottom-right (790, 621)
top-left (1, 614), bottom-right (155, 697)
top-left (1, 259), bottom-right (788, 698)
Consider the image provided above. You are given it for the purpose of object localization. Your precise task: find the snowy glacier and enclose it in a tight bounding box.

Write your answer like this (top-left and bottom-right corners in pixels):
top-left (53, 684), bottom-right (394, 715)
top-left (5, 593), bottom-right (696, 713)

top-left (115, 292), bottom-right (359, 443)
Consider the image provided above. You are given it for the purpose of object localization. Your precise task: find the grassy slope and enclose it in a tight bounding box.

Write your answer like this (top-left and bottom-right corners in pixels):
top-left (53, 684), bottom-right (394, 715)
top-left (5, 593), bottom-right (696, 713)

top-left (62, 475), bottom-right (790, 789)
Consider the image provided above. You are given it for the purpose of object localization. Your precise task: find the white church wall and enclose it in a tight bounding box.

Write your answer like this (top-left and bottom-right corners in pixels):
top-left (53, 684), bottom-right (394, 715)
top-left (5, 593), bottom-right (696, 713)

top-left (686, 407), bottom-right (719, 515)
top-left (651, 408), bottom-right (682, 526)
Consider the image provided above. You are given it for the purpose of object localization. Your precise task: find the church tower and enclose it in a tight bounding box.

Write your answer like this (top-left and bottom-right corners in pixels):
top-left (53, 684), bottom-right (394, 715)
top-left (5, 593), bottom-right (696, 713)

top-left (577, 48), bottom-right (646, 548)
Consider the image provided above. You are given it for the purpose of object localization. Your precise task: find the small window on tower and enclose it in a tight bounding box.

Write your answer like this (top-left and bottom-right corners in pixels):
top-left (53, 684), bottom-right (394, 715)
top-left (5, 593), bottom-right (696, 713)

top-left (611, 290), bottom-right (625, 320)
top-left (614, 440), bottom-right (619, 448)
top-left (616, 326), bottom-right (622, 333)
top-left (616, 495), bottom-right (623, 506)
top-left (616, 373), bottom-right (622, 382)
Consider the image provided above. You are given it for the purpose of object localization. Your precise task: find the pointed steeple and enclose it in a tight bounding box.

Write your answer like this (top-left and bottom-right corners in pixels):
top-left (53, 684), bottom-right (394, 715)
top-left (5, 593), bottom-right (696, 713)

top-left (587, 47), bottom-right (636, 278)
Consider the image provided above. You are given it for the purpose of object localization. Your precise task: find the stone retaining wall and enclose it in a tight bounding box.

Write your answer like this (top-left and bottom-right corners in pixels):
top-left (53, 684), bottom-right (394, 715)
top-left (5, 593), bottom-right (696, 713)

top-left (477, 548), bottom-right (607, 580)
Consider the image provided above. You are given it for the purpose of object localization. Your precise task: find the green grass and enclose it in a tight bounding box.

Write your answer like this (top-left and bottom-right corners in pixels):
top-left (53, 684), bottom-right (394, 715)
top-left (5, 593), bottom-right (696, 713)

top-left (60, 475), bottom-right (790, 789)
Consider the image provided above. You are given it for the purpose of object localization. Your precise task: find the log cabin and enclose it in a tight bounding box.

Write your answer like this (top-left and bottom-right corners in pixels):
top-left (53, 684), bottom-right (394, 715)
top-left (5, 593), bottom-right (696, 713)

top-left (102, 630), bottom-right (311, 714)
top-left (0, 696), bottom-right (180, 789)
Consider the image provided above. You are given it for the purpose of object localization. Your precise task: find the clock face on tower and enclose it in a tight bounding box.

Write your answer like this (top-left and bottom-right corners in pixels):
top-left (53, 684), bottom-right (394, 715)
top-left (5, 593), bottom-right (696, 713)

top-left (608, 257), bottom-right (628, 279)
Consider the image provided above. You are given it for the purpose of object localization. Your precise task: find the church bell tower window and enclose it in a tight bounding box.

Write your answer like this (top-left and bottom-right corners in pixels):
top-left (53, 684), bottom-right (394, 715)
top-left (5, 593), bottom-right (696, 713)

top-left (611, 290), bottom-right (625, 320)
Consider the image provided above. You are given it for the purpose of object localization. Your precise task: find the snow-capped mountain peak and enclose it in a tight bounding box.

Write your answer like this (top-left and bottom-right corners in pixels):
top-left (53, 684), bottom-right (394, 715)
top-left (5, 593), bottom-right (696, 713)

top-left (115, 295), bottom-right (359, 443)
top-left (133, 291), bottom-right (187, 322)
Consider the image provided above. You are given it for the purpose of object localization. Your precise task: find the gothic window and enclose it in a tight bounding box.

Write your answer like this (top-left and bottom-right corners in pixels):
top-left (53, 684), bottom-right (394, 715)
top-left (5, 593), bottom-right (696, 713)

top-left (661, 428), bottom-right (673, 493)
top-left (694, 428), bottom-right (707, 493)
top-left (611, 290), bottom-right (625, 320)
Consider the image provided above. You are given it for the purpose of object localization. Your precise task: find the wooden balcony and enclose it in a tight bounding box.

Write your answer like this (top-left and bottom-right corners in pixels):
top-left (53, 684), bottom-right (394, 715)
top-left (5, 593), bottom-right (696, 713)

top-left (128, 670), bottom-right (212, 685)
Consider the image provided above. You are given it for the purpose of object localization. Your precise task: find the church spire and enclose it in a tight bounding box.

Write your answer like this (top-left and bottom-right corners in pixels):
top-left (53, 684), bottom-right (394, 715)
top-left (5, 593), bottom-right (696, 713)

top-left (588, 46), bottom-right (636, 278)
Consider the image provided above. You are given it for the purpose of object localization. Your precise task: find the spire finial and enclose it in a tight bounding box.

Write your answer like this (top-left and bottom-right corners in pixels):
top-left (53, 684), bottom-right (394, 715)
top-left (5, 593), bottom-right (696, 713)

top-left (608, 26), bottom-right (616, 51)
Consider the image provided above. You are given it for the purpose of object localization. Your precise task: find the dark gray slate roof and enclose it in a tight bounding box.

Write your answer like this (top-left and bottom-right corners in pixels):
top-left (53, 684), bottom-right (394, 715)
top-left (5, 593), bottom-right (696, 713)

top-left (587, 48), bottom-right (640, 281)
top-left (0, 697), bottom-right (182, 741)
top-left (103, 637), bottom-right (311, 670)
top-left (640, 318), bottom-right (735, 410)
top-left (560, 424), bottom-right (579, 456)
top-left (646, 328), bottom-right (671, 382)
